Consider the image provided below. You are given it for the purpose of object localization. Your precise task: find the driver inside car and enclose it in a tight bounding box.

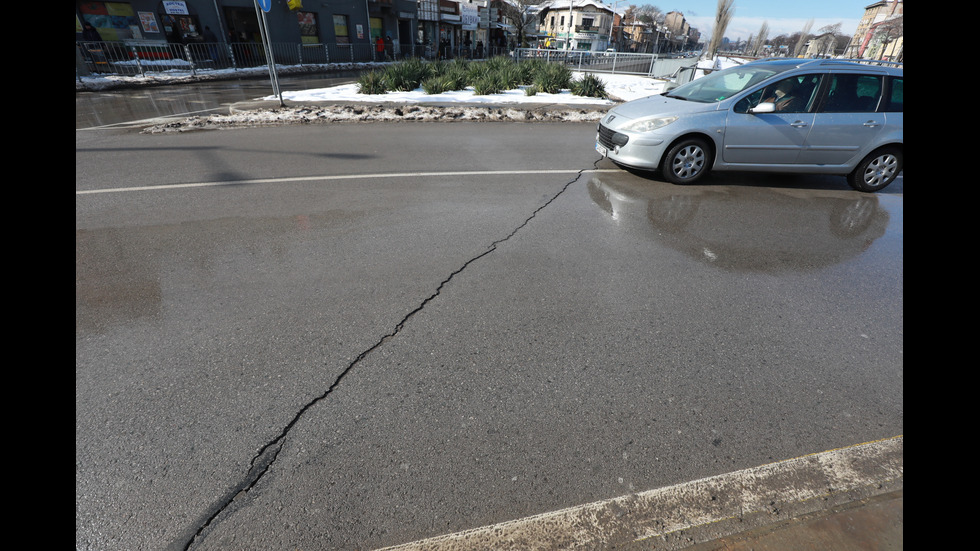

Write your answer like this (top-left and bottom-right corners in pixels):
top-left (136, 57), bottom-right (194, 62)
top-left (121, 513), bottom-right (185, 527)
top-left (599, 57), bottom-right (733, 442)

top-left (763, 78), bottom-right (802, 112)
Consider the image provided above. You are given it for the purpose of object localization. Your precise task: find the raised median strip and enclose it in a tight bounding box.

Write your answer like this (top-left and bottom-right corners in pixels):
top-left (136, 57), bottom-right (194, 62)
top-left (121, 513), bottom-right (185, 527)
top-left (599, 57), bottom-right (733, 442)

top-left (376, 435), bottom-right (903, 551)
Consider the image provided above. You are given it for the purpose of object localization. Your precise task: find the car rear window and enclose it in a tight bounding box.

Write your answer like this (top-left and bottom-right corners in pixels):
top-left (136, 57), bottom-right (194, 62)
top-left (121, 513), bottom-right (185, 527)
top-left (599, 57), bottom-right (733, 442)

top-left (884, 77), bottom-right (903, 112)
top-left (820, 74), bottom-right (883, 113)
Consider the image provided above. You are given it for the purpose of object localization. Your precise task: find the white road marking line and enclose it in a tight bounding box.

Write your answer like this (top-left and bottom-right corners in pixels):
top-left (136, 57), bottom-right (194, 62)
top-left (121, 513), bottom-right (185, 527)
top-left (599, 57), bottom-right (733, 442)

top-left (76, 106), bottom-right (232, 131)
top-left (76, 169), bottom-right (622, 195)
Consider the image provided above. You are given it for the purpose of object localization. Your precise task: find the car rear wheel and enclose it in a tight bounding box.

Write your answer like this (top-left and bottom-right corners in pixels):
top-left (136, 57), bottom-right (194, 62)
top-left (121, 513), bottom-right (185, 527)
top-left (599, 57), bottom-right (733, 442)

top-left (662, 138), bottom-right (710, 185)
top-left (847, 147), bottom-right (902, 192)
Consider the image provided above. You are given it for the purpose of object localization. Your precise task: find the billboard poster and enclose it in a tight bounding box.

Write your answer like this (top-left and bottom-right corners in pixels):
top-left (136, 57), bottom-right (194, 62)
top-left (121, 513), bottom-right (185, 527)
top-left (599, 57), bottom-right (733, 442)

top-left (139, 12), bottom-right (160, 33)
top-left (78, 2), bottom-right (139, 40)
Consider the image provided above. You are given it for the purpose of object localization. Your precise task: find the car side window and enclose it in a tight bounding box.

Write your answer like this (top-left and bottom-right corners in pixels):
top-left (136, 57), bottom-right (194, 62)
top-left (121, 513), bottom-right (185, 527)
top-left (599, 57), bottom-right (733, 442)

top-left (818, 74), bottom-right (883, 113)
top-left (734, 74), bottom-right (821, 114)
top-left (883, 77), bottom-right (903, 112)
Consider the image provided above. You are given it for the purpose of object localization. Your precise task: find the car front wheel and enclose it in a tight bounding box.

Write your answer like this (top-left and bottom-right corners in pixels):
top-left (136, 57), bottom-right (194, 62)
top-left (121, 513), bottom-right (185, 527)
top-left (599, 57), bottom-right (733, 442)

top-left (662, 138), bottom-right (711, 185)
top-left (847, 147), bottom-right (902, 192)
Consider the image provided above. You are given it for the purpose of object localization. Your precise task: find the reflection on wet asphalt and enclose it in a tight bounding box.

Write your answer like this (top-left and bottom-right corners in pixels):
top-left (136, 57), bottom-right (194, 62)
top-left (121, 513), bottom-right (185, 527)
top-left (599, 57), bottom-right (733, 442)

top-left (586, 169), bottom-right (897, 274)
top-left (75, 73), bottom-right (361, 130)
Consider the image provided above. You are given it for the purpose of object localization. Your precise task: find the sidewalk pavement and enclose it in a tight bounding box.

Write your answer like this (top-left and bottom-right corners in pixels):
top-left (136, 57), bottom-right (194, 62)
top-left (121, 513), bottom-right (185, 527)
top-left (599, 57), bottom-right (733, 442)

top-left (681, 491), bottom-right (903, 551)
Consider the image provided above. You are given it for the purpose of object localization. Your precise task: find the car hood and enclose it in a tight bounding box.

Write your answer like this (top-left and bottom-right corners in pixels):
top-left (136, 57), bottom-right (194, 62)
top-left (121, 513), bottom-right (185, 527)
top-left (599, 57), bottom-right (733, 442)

top-left (604, 94), bottom-right (721, 126)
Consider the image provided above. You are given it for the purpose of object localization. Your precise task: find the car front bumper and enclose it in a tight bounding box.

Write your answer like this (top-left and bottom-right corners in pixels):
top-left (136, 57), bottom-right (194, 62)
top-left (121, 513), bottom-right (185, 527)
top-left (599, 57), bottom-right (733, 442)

top-left (596, 123), bottom-right (667, 171)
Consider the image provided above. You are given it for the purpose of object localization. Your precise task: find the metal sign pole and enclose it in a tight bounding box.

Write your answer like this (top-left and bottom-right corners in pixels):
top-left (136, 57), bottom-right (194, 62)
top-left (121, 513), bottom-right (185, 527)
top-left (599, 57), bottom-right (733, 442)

top-left (254, 0), bottom-right (284, 106)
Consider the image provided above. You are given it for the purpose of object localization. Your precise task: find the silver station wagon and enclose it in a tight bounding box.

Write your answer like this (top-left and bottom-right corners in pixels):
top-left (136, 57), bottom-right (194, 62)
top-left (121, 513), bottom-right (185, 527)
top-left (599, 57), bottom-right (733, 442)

top-left (595, 58), bottom-right (904, 192)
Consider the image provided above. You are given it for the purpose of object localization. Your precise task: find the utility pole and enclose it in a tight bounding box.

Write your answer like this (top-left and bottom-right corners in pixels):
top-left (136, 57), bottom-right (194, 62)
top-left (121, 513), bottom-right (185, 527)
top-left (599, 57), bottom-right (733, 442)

top-left (566, 0), bottom-right (574, 50)
top-left (607, 0), bottom-right (617, 50)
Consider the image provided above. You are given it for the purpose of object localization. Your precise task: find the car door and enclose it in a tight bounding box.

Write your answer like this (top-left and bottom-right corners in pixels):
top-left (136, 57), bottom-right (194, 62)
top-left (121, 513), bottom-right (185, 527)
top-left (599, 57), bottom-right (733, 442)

top-left (797, 72), bottom-right (885, 167)
top-left (721, 74), bottom-right (820, 165)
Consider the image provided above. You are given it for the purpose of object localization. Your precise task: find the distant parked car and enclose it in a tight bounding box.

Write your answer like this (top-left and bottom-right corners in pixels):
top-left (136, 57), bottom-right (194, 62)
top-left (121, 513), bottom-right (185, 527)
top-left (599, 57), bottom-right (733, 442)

top-left (595, 58), bottom-right (903, 192)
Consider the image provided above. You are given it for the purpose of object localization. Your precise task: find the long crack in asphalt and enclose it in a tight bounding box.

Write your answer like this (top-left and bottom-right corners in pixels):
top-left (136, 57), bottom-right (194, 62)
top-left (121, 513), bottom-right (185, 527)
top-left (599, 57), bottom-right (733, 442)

top-left (175, 160), bottom-right (599, 551)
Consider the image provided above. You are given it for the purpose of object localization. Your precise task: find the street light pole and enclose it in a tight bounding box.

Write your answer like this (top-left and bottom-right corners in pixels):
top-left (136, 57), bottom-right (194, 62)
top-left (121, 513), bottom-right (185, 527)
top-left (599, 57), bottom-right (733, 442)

top-left (566, 0), bottom-right (573, 50)
top-left (606, 0), bottom-right (617, 50)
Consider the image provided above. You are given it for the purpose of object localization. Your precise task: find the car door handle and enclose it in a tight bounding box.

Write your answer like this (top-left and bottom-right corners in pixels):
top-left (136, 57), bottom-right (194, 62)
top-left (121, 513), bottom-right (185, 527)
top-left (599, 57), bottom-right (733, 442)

top-left (864, 120), bottom-right (881, 127)
top-left (790, 120), bottom-right (808, 128)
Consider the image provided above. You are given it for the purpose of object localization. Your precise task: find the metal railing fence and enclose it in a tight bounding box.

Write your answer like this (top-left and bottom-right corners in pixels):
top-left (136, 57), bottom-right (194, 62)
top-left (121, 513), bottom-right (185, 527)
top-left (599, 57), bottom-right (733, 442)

top-left (513, 48), bottom-right (697, 80)
top-left (77, 40), bottom-right (514, 78)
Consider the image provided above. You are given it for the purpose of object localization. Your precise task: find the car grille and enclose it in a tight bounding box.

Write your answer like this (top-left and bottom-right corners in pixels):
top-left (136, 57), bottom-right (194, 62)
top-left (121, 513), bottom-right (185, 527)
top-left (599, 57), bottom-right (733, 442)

top-left (597, 123), bottom-right (628, 149)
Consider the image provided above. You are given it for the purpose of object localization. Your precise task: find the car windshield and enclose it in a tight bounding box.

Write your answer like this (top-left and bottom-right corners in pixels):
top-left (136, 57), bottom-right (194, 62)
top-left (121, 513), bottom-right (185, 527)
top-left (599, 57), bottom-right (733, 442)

top-left (663, 64), bottom-right (794, 103)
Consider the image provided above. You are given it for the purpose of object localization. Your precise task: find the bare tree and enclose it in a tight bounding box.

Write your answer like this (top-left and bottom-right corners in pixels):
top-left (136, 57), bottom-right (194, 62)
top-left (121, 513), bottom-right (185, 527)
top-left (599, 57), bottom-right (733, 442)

top-left (793, 19), bottom-right (813, 57)
top-left (751, 21), bottom-right (769, 56)
top-left (816, 22), bottom-right (841, 57)
top-left (634, 4), bottom-right (664, 24)
top-left (498, 0), bottom-right (544, 48)
top-left (873, 15), bottom-right (903, 60)
top-left (623, 5), bottom-right (638, 25)
top-left (707, 0), bottom-right (734, 59)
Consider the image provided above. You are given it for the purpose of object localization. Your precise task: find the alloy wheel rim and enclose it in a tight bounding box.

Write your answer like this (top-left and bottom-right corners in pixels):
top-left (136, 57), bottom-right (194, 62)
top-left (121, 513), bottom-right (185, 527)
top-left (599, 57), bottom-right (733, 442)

top-left (864, 154), bottom-right (898, 187)
top-left (673, 145), bottom-right (705, 179)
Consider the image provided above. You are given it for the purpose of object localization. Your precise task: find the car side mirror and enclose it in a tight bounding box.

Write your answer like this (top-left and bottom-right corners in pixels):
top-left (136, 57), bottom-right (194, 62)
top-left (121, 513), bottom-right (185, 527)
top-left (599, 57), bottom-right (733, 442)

top-left (749, 102), bottom-right (775, 114)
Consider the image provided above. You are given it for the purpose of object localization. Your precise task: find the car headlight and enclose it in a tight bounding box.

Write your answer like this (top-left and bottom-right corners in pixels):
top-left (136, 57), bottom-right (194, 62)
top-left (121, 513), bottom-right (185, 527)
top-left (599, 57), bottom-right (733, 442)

top-left (621, 115), bottom-right (679, 133)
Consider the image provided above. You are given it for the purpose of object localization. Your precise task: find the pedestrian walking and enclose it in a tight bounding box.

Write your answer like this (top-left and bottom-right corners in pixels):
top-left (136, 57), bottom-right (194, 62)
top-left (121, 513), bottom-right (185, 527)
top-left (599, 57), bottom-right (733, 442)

top-left (376, 36), bottom-right (385, 61)
top-left (82, 22), bottom-right (103, 42)
top-left (202, 26), bottom-right (219, 62)
top-left (80, 22), bottom-right (107, 72)
top-left (384, 34), bottom-right (394, 60)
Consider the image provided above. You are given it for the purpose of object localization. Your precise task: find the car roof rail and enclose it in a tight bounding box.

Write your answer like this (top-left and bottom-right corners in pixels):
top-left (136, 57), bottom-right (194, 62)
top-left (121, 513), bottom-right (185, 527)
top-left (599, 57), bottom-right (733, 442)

top-left (818, 58), bottom-right (903, 69)
top-left (749, 57), bottom-right (902, 70)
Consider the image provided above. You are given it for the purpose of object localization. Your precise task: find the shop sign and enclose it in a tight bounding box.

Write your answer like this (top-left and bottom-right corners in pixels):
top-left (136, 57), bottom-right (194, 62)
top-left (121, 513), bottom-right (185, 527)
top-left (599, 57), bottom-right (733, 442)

top-left (162, 1), bottom-right (189, 15)
top-left (460, 3), bottom-right (478, 30)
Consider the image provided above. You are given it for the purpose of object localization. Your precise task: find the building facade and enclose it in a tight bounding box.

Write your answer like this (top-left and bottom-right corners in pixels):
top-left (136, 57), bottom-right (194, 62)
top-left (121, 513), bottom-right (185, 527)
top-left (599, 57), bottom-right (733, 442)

top-left (844, 0), bottom-right (903, 60)
top-left (661, 10), bottom-right (691, 52)
top-left (538, 0), bottom-right (617, 51)
top-left (76, 0), bottom-right (419, 53)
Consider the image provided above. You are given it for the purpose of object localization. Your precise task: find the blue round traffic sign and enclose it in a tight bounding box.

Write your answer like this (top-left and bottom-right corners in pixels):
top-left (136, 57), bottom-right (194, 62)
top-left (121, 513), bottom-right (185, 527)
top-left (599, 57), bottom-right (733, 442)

top-left (256, 0), bottom-right (272, 12)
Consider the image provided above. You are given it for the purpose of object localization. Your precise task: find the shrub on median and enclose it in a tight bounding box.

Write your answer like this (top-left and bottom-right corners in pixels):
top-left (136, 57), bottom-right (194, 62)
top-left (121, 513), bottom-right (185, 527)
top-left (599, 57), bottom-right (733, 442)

top-left (357, 56), bottom-right (603, 98)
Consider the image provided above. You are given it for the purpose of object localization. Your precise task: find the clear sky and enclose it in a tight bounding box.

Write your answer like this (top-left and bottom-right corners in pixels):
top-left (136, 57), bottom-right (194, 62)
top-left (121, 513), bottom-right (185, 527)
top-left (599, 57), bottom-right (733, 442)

top-left (654, 0), bottom-right (865, 43)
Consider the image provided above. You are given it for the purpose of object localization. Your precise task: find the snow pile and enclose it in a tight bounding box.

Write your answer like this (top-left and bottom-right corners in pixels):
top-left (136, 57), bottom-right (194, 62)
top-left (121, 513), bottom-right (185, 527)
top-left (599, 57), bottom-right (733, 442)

top-left (141, 104), bottom-right (611, 132)
top-left (75, 62), bottom-right (389, 91)
top-left (268, 72), bottom-right (668, 105)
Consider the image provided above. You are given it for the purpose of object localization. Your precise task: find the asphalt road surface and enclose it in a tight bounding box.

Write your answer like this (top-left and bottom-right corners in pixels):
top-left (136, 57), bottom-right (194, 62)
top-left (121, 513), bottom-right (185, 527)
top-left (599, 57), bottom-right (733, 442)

top-left (75, 73), bottom-right (360, 129)
top-left (76, 120), bottom-right (903, 550)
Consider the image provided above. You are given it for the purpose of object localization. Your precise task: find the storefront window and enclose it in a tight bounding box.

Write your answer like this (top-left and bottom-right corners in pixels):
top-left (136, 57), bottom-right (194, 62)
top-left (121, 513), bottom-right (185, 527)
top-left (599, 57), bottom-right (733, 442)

top-left (417, 0), bottom-right (439, 22)
top-left (161, 13), bottom-right (202, 42)
top-left (297, 11), bottom-right (319, 44)
top-left (333, 14), bottom-right (350, 44)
